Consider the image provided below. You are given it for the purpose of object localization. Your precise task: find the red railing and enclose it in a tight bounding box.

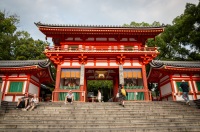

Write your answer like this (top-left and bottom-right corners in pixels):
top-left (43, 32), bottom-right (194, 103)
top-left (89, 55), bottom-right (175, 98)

top-left (45, 46), bottom-right (158, 52)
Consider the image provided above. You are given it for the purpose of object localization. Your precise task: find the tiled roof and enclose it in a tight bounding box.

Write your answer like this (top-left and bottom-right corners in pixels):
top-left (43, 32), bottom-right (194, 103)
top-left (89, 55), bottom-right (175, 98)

top-left (0, 59), bottom-right (51, 68)
top-left (150, 60), bottom-right (200, 68)
top-left (34, 22), bottom-right (165, 29)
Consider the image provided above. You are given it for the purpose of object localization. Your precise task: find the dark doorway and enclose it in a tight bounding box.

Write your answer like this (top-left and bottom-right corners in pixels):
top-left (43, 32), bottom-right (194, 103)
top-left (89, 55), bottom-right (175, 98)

top-left (87, 80), bottom-right (113, 102)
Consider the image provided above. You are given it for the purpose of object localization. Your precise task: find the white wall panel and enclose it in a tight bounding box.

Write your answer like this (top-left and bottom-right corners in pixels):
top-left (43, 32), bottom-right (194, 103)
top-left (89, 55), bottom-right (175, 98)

top-left (160, 75), bottom-right (169, 83)
top-left (31, 75), bottom-right (39, 82)
top-left (4, 96), bottom-right (13, 101)
top-left (96, 62), bottom-right (108, 66)
top-left (161, 83), bottom-right (172, 96)
top-left (1, 81), bottom-right (5, 92)
top-left (62, 62), bottom-right (70, 66)
top-left (72, 62), bottom-right (81, 66)
top-left (85, 62), bottom-right (94, 66)
top-left (110, 62), bottom-right (118, 66)
top-left (28, 83), bottom-right (39, 95)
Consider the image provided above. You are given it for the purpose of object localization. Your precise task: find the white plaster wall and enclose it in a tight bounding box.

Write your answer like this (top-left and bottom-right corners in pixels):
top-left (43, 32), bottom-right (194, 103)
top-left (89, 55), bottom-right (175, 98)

top-left (1, 81), bottom-right (5, 92)
top-left (5, 81), bottom-right (10, 93)
top-left (28, 83), bottom-right (39, 95)
top-left (110, 62), bottom-right (118, 66)
top-left (10, 74), bottom-right (18, 77)
top-left (23, 81), bottom-right (27, 93)
top-left (181, 74), bottom-right (189, 77)
top-left (31, 75), bottom-right (39, 83)
top-left (85, 62), bottom-right (94, 66)
top-left (173, 81), bottom-right (178, 93)
top-left (173, 74), bottom-right (180, 77)
top-left (15, 96), bottom-right (24, 102)
top-left (188, 81), bottom-right (193, 93)
top-left (132, 62), bottom-right (142, 66)
top-left (161, 83), bottom-right (172, 97)
top-left (193, 74), bottom-right (200, 77)
top-left (197, 95), bottom-right (200, 99)
top-left (123, 62), bottom-right (131, 66)
top-left (62, 62), bottom-right (70, 66)
top-left (19, 73), bottom-right (26, 77)
top-left (72, 62), bottom-right (81, 66)
top-left (160, 75), bottom-right (169, 83)
top-left (96, 62), bottom-right (108, 66)
top-left (4, 96), bottom-right (13, 102)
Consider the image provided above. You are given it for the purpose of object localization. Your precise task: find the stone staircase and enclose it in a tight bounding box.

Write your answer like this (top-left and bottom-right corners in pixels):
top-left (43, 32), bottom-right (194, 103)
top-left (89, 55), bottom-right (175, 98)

top-left (0, 101), bottom-right (200, 132)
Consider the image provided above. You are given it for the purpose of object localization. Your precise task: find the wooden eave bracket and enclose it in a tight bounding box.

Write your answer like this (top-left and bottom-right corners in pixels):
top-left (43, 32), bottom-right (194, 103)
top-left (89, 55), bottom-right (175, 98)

top-left (116, 55), bottom-right (126, 65)
top-left (78, 54), bottom-right (87, 64)
top-left (49, 55), bottom-right (64, 65)
top-left (139, 55), bottom-right (153, 65)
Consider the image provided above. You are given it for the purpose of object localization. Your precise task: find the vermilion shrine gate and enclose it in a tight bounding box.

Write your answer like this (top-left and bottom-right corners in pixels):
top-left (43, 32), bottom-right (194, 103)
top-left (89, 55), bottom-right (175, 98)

top-left (35, 22), bottom-right (164, 102)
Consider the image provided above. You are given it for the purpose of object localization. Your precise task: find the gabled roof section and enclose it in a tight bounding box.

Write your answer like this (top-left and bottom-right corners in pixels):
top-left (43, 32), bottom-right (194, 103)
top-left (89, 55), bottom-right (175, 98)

top-left (0, 59), bottom-right (51, 68)
top-left (148, 60), bottom-right (200, 83)
top-left (0, 59), bottom-right (55, 84)
top-left (150, 60), bottom-right (200, 69)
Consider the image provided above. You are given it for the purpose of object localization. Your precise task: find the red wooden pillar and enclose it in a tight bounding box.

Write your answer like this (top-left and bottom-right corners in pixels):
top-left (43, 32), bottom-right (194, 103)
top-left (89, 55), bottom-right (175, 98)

top-left (113, 75), bottom-right (119, 102)
top-left (53, 64), bottom-right (61, 102)
top-left (190, 74), bottom-right (197, 100)
top-left (2, 75), bottom-right (8, 101)
top-left (142, 65), bottom-right (149, 101)
top-left (169, 75), bottom-right (176, 101)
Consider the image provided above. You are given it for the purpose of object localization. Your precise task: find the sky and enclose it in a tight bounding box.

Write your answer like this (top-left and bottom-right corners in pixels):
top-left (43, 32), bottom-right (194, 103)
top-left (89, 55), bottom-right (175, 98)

top-left (0, 0), bottom-right (199, 44)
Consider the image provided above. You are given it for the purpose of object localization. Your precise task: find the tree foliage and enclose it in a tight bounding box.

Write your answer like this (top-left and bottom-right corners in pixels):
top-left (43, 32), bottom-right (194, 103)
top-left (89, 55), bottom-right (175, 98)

top-left (125, 1), bottom-right (200, 61)
top-left (0, 10), bottom-right (48, 60)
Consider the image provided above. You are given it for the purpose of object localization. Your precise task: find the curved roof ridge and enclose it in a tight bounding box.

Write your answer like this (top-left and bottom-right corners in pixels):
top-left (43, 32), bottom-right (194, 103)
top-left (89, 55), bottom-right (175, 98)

top-left (150, 60), bottom-right (200, 68)
top-left (34, 22), bottom-right (164, 28)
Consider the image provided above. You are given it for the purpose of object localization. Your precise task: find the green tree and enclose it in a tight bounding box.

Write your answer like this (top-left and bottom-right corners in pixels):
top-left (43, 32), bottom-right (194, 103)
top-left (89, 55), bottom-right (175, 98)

top-left (13, 31), bottom-right (48, 60)
top-left (0, 11), bottom-right (19, 60)
top-left (0, 10), bottom-right (48, 60)
top-left (125, 1), bottom-right (200, 61)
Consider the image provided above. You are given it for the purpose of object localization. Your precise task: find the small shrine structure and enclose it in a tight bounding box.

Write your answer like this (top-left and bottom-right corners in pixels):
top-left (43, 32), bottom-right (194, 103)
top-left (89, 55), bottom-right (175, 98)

top-left (0, 59), bottom-right (54, 101)
top-left (148, 60), bottom-right (200, 101)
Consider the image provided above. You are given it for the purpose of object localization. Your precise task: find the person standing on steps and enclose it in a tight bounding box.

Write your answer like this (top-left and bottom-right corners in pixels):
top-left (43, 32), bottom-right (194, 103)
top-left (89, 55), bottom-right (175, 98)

top-left (179, 80), bottom-right (190, 106)
top-left (64, 90), bottom-right (74, 104)
top-left (97, 88), bottom-right (102, 102)
top-left (119, 84), bottom-right (126, 107)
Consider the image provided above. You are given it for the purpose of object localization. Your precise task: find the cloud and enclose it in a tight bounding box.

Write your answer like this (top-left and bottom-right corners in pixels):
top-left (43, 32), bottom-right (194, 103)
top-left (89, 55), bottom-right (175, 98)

top-left (0, 0), bottom-right (199, 42)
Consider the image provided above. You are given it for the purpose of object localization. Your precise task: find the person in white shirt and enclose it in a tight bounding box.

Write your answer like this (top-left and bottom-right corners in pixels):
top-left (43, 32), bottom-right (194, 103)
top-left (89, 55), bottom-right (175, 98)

top-left (65, 90), bottom-right (74, 104)
top-left (97, 88), bottom-right (102, 102)
top-left (22, 94), bottom-right (39, 111)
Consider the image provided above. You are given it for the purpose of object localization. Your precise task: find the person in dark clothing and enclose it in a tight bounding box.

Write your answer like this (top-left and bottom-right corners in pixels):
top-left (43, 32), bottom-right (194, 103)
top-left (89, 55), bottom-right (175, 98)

top-left (179, 80), bottom-right (190, 106)
top-left (16, 93), bottom-right (29, 109)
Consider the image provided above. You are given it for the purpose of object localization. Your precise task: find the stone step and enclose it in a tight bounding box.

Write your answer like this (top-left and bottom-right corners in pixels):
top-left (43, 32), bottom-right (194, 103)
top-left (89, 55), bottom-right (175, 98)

top-left (0, 118), bottom-right (199, 124)
top-left (2, 111), bottom-right (200, 117)
top-left (0, 101), bottom-right (199, 131)
top-left (1, 115), bottom-right (199, 121)
top-left (0, 122), bottom-right (200, 129)
top-left (0, 127), bottom-right (200, 132)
